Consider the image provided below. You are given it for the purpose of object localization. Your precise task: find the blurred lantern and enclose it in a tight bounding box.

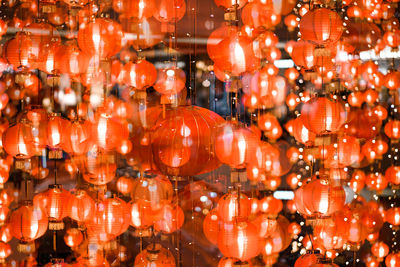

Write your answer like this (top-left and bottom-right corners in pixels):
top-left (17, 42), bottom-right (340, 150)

top-left (385, 120), bottom-right (400, 140)
top-left (301, 97), bottom-right (346, 135)
top-left (217, 191), bottom-right (251, 223)
top-left (386, 207), bottom-right (400, 227)
top-left (117, 176), bottom-right (134, 194)
top-left (153, 0), bottom-right (186, 23)
top-left (154, 203), bottom-right (184, 234)
top-left (67, 189), bottom-right (95, 224)
top-left (134, 243), bottom-right (175, 266)
top-left (151, 105), bottom-right (224, 177)
top-left (0, 242), bottom-right (10, 263)
top-left (218, 220), bottom-right (262, 261)
top-left (113, 0), bottom-right (155, 21)
top-left (123, 59), bottom-right (157, 90)
top-left (10, 201), bottom-right (48, 253)
top-left (130, 200), bottom-right (153, 236)
top-left (154, 67), bottom-right (186, 96)
top-left (215, 122), bottom-right (259, 169)
top-left (299, 8), bottom-right (343, 46)
top-left (386, 253), bottom-right (400, 267)
top-left (371, 241), bottom-right (389, 261)
top-left (64, 228), bottom-right (83, 248)
top-left (203, 209), bottom-right (219, 245)
top-left (3, 121), bottom-right (34, 159)
top-left (295, 250), bottom-right (322, 267)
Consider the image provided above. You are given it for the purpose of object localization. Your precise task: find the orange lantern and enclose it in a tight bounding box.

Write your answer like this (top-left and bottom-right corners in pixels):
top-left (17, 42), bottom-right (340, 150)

top-left (217, 191), bottom-right (251, 223)
top-left (122, 59), bottom-right (157, 90)
top-left (154, 203), bottom-right (184, 234)
top-left (64, 228), bottom-right (84, 248)
top-left (299, 8), bottom-right (343, 46)
top-left (67, 189), bottom-right (95, 223)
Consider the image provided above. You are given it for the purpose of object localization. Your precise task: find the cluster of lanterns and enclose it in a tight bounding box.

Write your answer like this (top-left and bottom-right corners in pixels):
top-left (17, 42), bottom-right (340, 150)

top-left (0, 0), bottom-right (398, 266)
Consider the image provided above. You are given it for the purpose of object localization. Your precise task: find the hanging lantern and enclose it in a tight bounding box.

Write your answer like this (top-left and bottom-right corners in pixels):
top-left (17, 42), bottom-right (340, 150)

top-left (299, 8), bottom-right (343, 46)
top-left (67, 189), bottom-right (95, 224)
top-left (154, 203), bottom-right (184, 234)
top-left (134, 243), bottom-right (176, 266)
top-left (122, 59), bottom-right (157, 90)
top-left (218, 220), bottom-right (262, 262)
top-left (64, 228), bottom-right (84, 248)
top-left (10, 201), bottom-right (48, 253)
top-left (217, 191), bottom-right (251, 223)
top-left (3, 121), bottom-right (35, 159)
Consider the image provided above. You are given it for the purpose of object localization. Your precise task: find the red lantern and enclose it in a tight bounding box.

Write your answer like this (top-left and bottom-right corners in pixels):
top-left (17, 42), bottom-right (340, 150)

top-left (3, 121), bottom-right (35, 159)
top-left (301, 97), bottom-right (347, 135)
top-left (203, 209), bottom-right (219, 245)
top-left (371, 241), bottom-right (389, 260)
top-left (113, 0), bottom-right (155, 21)
top-left (33, 184), bottom-right (71, 230)
top-left (295, 250), bottom-right (322, 267)
top-left (64, 228), bottom-right (83, 248)
top-left (154, 66), bottom-right (186, 95)
top-left (134, 243), bottom-right (175, 266)
top-left (217, 191), bottom-right (251, 223)
top-left (154, 203), bottom-right (184, 234)
top-left (122, 59), bottom-right (157, 90)
top-left (386, 253), bottom-right (400, 267)
top-left (67, 189), bottom-right (95, 223)
top-left (385, 207), bottom-right (400, 226)
top-left (218, 220), bottom-right (262, 261)
top-left (299, 8), bottom-right (343, 46)
top-left (153, 0), bottom-right (186, 23)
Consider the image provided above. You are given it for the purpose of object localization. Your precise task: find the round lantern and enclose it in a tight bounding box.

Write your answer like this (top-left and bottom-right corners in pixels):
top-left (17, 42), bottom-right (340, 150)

top-left (47, 113), bottom-right (69, 151)
top-left (67, 189), bottom-right (95, 223)
top-left (130, 200), bottom-right (154, 235)
top-left (295, 250), bottom-right (322, 267)
top-left (218, 220), bottom-right (262, 261)
top-left (154, 66), bottom-right (186, 95)
top-left (122, 59), bottom-right (157, 90)
top-left (153, 0), bottom-right (186, 23)
top-left (151, 105), bottom-right (224, 176)
top-left (301, 97), bottom-right (347, 135)
top-left (131, 174), bottom-right (173, 213)
top-left (64, 228), bottom-right (84, 248)
top-left (10, 201), bottom-right (48, 252)
top-left (33, 184), bottom-right (71, 230)
top-left (215, 122), bottom-right (259, 169)
top-left (385, 120), bottom-right (400, 139)
top-left (295, 178), bottom-right (346, 218)
top-left (113, 0), bottom-right (155, 21)
top-left (3, 121), bottom-right (35, 159)
top-left (299, 8), bottom-right (343, 46)
top-left (313, 212), bottom-right (350, 250)
top-left (386, 253), bottom-right (400, 267)
top-left (134, 243), bottom-right (176, 266)
top-left (371, 241), bottom-right (389, 260)
top-left (78, 18), bottom-right (123, 59)
top-left (386, 207), bottom-right (400, 226)
top-left (203, 209), bottom-right (219, 245)
top-left (63, 120), bottom-right (93, 155)
top-left (154, 203), bottom-right (184, 234)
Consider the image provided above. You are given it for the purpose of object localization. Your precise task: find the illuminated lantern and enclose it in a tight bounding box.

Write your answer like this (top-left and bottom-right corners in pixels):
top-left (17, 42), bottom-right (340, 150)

top-left (215, 122), bottom-right (259, 169)
top-left (153, 0), bottom-right (186, 23)
top-left (386, 253), bottom-right (400, 267)
top-left (262, 216), bottom-right (291, 256)
top-left (288, 222), bottom-right (302, 238)
top-left (78, 18), bottom-right (122, 59)
top-left (218, 220), bottom-right (262, 261)
top-left (34, 184), bottom-right (71, 230)
top-left (365, 172), bottom-right (388, 192)
top-left (0, 242), bottom-right (10, 263)
top-left (152, 105), bottom-right (224, 176)
top-left (131, 174), bottom-right (173, 213)
top-left (117, 176), bottom-right (134, 194)
top-left (342, 21), bottom-right (381, 53)
top-left (3, 121), bottom-right (34, 159)
top-left (10, 201), bottom-right (48, 252)
top-left (154, 67), bottom-right (186, 95)
top-left (154, 203), bottom-right (184, 234)
top-left (214, 0), bottom-right (247, 9)
top-left (285, 14), bottom-right (299, 31)
top-left (76, 251), bottom-right (110, 267)
top-left (91, 110), bottom-right (128, 151)
top-left (385, 71), bottom-right (400, 90)
top-left (67, 189), bottom-right (95, 223)
top-left (385, 166), bottom-right (400, 186)
top-left (5, 32), bottom-right (33, 69)
top-left (348, 92), bottom-right (364, 107)
top-left (385, 120), bottom-right (400, 139)
top-left (0, 224), bottom-right (12, 243)
top-left (63, 120), bottom-right (93, 155)
top-left (291, 40), bottom-right (315, 69)
top-left (343, 108), bottom-right (381, 139)
top-left (113, 0), bottom-right (155, 21)
top-left (241, 2), bottom-right (281, 30)
top-left (64, 228), bottom-right (83, 248)
top-left (217, 191), bottom-right (251, 223)
top-left (250, 71), bottom-right (287, 108)
top-left (291, 116), bottom-right (316, 146)
top-left (386, 207), bottom-right (400, 226)
top-left (296, 178), bottom-right (346, 218)
top-left (326, 135), bottom-right (360, 168)
top-left (259, 196), bottom-right (283, 218)
top-left (81, 153), bottom-right (116, 185)
top-left (47, 113), bottom-right (69, 151)
top-left (207, 25), bottom-right (238, 61)
top-left (0, 205), bottom-right (8, 225)
top-left (121, 17), bottom-right (164, 50)
top-left (299, 8), bottom-right (343, 46)
top-left (295, 250), bottom-right (322, 267)
top-left (314, 212), bottom-right (349, 250)
top-left (203, 209), bottom-right (219, 245)
top-left (213, 32), bottom-right (260, 76)
top-left (57, 43), bottom-right (90, 77)
top-left (384, 31), bottom-right (400, 48)
top-left (123, 59), bottom-right (157, 90)
top-left (371, 242), bottom-right (389, 261)
top-left (134, 243), bottom-right (176, 266)
top-left (301, 97), bottom-right (346, 135)
top-left (130, 200), bottom-right (153, 235)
